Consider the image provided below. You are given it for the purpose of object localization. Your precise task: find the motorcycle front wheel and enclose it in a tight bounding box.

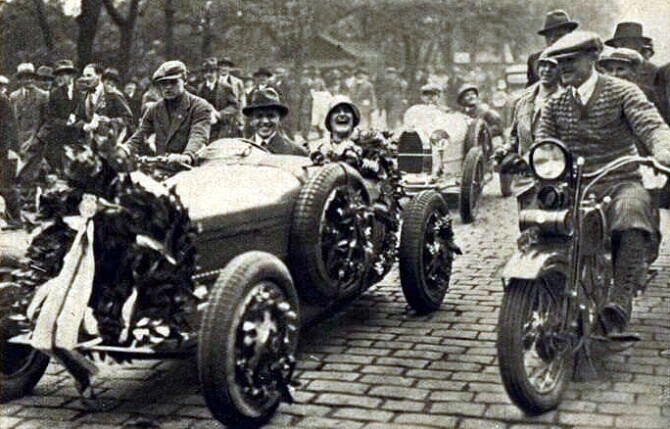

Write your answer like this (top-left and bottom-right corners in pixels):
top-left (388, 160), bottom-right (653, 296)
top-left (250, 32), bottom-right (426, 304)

top-left (497, 273), bottom-right (574, 415)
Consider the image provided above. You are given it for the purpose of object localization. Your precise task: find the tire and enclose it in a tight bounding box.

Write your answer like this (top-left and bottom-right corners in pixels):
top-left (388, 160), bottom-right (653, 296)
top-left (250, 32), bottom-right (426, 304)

top-left (0, 315), bottom-right (50, 403)
top-left (289, 163), bottom-right (370, 304)
top-left (198, 251), bottom-right (300, 428)
top-left (464, 118), bottom-right (492, 159)
top-left (497, 274), bottom-right (573, 415)
top-left (399, 191), bottom-right (455, 313)
top-left (459, 147), bottom-right (484, 224)
top-left (500, 173), bottom-right (513, 198)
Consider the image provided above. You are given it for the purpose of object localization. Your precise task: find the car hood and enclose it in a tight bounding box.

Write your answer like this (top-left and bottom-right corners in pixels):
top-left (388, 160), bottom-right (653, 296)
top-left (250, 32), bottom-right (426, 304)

top-left (165, 159), bottom-right (309, 231)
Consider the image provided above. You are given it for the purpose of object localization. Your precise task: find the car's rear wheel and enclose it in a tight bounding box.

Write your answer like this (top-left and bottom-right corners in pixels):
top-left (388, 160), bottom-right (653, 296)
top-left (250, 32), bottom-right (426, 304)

top-left (198, 252), bottom-right (299, 428)
top-left (459, 147), bottom-right (484, 224)
top-left (464, 118), bottom-right (492, 159)
top-left (290, 163), bottom-right (372, 304)
top-left (399, 191), bottom-right (456, 313)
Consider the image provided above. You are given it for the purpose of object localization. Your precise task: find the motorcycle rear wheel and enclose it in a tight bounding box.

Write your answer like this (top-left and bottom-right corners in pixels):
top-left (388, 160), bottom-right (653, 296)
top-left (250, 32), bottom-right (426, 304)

top-left (497, 273), bottom-right (574, 415)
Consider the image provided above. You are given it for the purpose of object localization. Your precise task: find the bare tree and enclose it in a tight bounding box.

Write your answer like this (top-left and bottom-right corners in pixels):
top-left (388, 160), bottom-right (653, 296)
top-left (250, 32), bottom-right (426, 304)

top-left (77, 0), bottom-right (104, 69)
top-left (102, 0), bottom-right (143, 78)
top-left (30, 0), bottom-right (54, 60)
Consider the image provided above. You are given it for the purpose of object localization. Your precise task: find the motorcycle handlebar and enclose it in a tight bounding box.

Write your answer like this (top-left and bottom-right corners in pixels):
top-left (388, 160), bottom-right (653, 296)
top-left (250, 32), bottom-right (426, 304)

top-left (581, 155), bottom-right (670, 198)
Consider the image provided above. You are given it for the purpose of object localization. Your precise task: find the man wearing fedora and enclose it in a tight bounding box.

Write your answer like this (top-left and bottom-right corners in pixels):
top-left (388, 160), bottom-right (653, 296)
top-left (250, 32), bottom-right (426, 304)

top-left (10, 63), bottom-right (49, 147)
top-left (29, 59), bottom-right (80, 176)
top-left (605, 22), bottom-right (657, 90)
top-left (243, 87), bottom-right (307, 156)
top-left (536, 31), bottom-right (670, 338)
top-left (350, 67), bottom-right (377, 129)
top-left (197, 58), bottom-right (239, 139)
top-left (35, 66), bottom-right (55, 91)
top-left (128, 61), bottom-right (211, 165)
top-left (527, 10), bottom-right (579, 87)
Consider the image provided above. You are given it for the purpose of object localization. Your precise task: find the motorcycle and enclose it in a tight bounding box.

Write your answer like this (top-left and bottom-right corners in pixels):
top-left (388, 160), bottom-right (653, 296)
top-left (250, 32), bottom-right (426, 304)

top-left (496, 138), bottom-right (670, 414)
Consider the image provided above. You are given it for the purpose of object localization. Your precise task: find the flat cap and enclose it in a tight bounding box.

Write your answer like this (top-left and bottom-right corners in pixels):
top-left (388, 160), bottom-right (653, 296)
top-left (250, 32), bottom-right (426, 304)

top-left (544, 31), bottom-right (603, 60)
top-left (457, 83), bottom-right (479, 103)
top-left (420, 83), bottom-right (442, 94)
top-left (537, 50), bottom-right (558, 66)
top-left (598, 47), bottom-right (643, 67)
top-left (152, 60), bottom-right (187, 82)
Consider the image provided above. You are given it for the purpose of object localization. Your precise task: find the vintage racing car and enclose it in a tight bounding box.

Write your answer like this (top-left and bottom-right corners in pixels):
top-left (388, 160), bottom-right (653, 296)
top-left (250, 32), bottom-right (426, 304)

top-left (0, 137), bottom-right (460, 427)
top-left (398, 103), bottom-right (503, 223)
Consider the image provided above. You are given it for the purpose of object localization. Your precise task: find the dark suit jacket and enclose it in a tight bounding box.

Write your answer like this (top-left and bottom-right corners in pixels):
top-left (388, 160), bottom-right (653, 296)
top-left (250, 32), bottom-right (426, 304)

top-left (1, 92), bottom-right (18, 185)
top-left (37, 83), bottom-right (82, 146)
top-left (655, 62), bottom-right (670, 125)
top-left (256, 132), bottom-right (308, 156)
top-left (75, 87), bottom-right (134, 134)
top-left (128, 91), bottom-right (211, 160)
top-left (197, 80), bottom-right (239, 139)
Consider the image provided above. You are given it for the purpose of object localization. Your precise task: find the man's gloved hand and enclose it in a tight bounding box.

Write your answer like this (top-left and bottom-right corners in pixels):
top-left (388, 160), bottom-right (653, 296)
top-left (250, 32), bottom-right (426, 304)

top-left (166, 153), bottom-right (192, 166)
top-left (499, 153), bottom-right (529, 175)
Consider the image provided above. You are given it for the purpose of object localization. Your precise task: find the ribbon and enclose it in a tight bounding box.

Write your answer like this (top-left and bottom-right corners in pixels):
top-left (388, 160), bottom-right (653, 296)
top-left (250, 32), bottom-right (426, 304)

top-left (27, 194), bottom-right (98, 362)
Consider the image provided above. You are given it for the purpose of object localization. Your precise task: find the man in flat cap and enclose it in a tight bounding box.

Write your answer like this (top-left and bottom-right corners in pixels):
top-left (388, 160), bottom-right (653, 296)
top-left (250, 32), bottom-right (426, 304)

top-left (198, 57), bottom-right (239, 139)
top-left (598, 48), bottom-right (658, 108)
top-left (527, 10), bottom-right (579, 86)
top-left (605, 22), bottom-right (657, 90)
top-left (243, 87), bottom-right (307, 156)
top-left (536, 31), bottom-right (670, 337)
top-left (457, 83), bottom-right (504, 139)
top-left (10, 63), bottom-right (48, 148)
top-left (128, 61), bottom-right (212, 165)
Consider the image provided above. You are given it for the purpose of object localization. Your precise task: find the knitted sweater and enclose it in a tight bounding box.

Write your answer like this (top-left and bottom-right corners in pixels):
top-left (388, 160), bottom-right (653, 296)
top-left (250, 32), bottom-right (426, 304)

top-left (536, 73), bottom-right (670, 186)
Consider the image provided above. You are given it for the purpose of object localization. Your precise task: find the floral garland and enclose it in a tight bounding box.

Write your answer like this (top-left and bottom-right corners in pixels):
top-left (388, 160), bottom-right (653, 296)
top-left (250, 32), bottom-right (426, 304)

top-left (10, 145), bottom-right (197, 350)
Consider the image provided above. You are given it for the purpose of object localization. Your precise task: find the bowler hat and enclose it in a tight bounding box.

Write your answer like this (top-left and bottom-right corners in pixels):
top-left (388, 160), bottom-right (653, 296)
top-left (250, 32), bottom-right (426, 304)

top-left (242, 88), bottom-right (289, 117)
top-left (605, 22), bottom-right (652, 47)
top-left (103, 68), bottom-right (121, 84)
top-left (153, 60), bottom-right (187, 82)
top-left (15, 63), bottom-right (36, 79)
top-left (253, 67), bottom-right (273, 78)
top-left (598, 47), bottom-right (643, 67)
top-left (36, 65), bottom-right (54, 81)
top-left (325, 96), bottom-right (360, 132)
top-left (544, 31), bottom-right (603, 60)
top-left (219, 57), bottom-right (235, 67)
top-left (457, 83), bottom-right (479, 104)
top-left (203, 57), bottom-right (218, 72)
top-left (53, 59), bottom-right (77, 75)
top-left (538, 10), bottom-right (579, 36)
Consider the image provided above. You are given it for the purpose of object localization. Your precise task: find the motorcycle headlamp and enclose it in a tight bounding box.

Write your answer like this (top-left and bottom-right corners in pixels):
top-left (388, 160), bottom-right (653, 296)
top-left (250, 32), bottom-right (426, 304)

top-left (529, 139), bottom-right (570, 181)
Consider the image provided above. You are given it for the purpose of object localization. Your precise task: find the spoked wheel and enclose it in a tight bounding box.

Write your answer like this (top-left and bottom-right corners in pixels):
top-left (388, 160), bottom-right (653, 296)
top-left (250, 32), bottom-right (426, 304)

top-left (198, 252), bottom-right (299, 427)
top-left (464, 118), bottom-right (492, 159)
top-left (497, 273), bottom-right (574, 415)
top-left (0, 314), bottom-right (50, 403)
top-left (290, 163), bottom-right (372, 303)
top-left (459, 147), bottom-right (484, 224)
top-left (399, 191), bottom-right (457, 313)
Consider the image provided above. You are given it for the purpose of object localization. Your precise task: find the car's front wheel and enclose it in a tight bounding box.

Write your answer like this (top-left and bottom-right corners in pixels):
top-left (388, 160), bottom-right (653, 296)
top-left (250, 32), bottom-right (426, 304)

top-left (198, 251), bottom-right (299, 428)
top-left (399, 191), bottom-right (457, 313)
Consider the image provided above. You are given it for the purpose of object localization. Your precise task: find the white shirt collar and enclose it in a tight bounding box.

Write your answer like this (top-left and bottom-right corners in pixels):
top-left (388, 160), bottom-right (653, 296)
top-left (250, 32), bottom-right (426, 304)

top-left (255, 132), bottom-right (276, 146)
top-left (576, 70), bottom-right (598, 105)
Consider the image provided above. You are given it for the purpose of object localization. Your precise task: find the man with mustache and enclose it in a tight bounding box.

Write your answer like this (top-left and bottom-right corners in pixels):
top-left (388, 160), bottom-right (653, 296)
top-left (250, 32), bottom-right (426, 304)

top-left (243, 88), bottom-right (307, 156)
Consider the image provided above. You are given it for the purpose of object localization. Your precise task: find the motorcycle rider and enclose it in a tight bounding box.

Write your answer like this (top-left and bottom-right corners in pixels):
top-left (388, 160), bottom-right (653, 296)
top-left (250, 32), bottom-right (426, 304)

top-left (536, 31), bottom-right (670, 336)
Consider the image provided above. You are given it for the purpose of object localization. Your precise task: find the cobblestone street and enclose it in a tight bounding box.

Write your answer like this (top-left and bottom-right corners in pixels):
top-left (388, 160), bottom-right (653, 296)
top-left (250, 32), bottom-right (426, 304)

top-left (2, 181), bottom-right (669, 429)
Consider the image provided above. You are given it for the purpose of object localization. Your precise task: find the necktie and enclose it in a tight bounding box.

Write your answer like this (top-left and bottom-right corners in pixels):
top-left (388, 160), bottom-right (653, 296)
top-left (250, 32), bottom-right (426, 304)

top-left (572, 87), bottom-right (583, 107)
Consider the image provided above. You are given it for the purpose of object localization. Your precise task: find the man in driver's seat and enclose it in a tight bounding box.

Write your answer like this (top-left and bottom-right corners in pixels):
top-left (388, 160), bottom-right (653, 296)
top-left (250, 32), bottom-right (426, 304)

top-left (128, 61), bottom-right (211, 165)
top-left (536, 31), bottom-right (670, 337)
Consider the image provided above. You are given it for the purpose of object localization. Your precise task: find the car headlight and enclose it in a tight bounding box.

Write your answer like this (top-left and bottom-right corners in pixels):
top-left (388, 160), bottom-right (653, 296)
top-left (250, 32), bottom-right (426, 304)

top-left (429, 129), bottom-right (449, 146)
top-left (529, 140), bottom-right (569, 180)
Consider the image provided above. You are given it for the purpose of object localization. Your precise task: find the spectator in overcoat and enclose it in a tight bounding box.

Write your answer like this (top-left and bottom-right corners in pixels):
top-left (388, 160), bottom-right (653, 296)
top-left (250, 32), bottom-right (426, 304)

top-left (9, 63), bottom-right (48, 147)
top-left (526, 10), bottom-right (579, 86)
top-left (197, 58), bottom-right (239, 139)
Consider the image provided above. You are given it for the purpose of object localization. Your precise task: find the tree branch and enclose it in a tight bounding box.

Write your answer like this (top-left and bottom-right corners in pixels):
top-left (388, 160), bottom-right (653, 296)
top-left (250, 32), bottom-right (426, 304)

top-left (102, 0), bottom-right (127, 26)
